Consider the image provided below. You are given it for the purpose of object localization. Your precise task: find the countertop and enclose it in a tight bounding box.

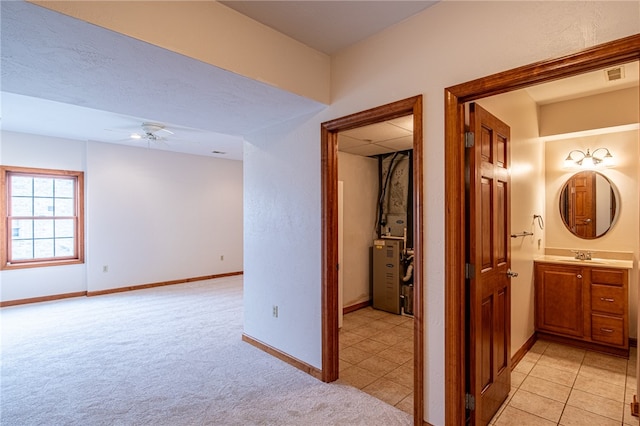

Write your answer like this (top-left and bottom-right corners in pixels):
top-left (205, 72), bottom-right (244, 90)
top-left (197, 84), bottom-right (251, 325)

top-left (534, 255), bottom-right (633, 270)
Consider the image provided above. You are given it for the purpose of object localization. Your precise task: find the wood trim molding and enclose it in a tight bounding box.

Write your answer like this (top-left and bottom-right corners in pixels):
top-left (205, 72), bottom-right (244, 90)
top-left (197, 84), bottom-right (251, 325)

top-left (242, 333), bottom-right (323, 380)
top-left (343, 300), bottom-right (371, 314)
top-left (0, 291), bottom-right (87, 307)
top-left (321, 95), bottom-right (424, 425)
top-left (86, 271), bottom-right (244, 296)
top-left (1, 165), bottom-right (85, 271)
top-left (1, 272), bottom-right (244, 307)
top-left (444, 34), bottom-right (640, 425)
top-left (511, 334), bottom-right (537, 369)
top-left (632, 395), bottom-right (639, 417)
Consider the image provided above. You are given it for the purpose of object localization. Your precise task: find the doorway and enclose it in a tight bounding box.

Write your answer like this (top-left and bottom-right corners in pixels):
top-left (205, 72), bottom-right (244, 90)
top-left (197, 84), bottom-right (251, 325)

top-left (444, 35), bottom-right (640, 425)
top-left (337, 117), bottom-right (415, 413)
top-left (321, 95), bottom-right (424, 423)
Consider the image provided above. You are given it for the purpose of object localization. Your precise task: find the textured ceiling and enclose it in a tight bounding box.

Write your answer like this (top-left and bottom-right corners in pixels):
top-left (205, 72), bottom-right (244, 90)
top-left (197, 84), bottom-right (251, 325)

top-left (0, 1), bottom-right (326, 160)
top-left (1, 2), bottom-right (637, 161)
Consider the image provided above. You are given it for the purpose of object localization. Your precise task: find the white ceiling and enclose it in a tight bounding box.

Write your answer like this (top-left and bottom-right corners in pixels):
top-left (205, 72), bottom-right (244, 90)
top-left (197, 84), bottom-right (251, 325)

top-left (219, 1), bottom-right (439, 55)
top-left (1, 1), bottom-right (638, 161)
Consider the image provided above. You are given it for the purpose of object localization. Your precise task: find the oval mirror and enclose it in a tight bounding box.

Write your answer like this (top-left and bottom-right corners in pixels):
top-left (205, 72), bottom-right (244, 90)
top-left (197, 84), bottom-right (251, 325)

top-left (559, 171), bottom-right (618, 239)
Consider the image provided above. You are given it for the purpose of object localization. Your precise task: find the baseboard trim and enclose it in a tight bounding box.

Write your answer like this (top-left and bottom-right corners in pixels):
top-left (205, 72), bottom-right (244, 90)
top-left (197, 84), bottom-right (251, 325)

top-left (86, 271), bottom-right (243, 297)
top-left (632, 395), bottom-right (639, 417)
top-left (343, 300), bottom-right (371, 314)
top-left (511, 333), bottom-right (537, 369)
top-left (1, 271), bottom-right (243, 307)
top-left (242, 333), bottom-right (323, 380)
top-left (537, 331), bottom-right (629, 358)
top-left (0, 291), bottom-right (87, 308)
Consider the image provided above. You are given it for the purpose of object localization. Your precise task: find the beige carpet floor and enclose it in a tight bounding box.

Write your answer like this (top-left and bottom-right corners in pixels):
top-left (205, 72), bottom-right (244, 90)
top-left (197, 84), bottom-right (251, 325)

top-left (0, 276), bottom-right (411, 425)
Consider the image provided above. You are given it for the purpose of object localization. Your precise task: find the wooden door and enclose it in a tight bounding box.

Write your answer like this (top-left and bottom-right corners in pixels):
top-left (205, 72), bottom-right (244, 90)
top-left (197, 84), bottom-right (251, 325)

top-left (571, 171), bottom-right (596, 238)
top-left (466, 103), bottom-right (511, 425)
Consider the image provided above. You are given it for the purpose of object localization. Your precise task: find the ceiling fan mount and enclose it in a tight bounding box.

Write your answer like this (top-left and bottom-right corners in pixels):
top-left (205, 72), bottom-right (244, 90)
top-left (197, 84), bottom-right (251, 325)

top-left (132, 122), bottom-right (173, 141)
top-left (141, 122), bottom-right (166, 135)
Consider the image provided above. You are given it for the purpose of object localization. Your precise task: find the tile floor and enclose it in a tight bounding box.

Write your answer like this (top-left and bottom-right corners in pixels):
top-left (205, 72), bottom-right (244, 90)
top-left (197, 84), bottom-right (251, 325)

top-left (337, 306), bottom-right (414, 415)
top-left (338, 306), bottom-right (640, 424)
top-left (491, 339), bottom-right (638, 425)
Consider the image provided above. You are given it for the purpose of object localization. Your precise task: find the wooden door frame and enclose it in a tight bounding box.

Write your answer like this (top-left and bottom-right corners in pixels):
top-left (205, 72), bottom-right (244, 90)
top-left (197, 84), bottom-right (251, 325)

top-left (321, 95), bottom-right (424, 424)
top-left (445, 34), bottom-right (640, 425)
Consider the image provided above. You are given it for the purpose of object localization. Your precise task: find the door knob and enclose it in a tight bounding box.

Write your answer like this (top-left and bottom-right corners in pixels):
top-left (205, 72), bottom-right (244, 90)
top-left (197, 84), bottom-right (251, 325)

top-left (506, 269), bottom-right (518, 278)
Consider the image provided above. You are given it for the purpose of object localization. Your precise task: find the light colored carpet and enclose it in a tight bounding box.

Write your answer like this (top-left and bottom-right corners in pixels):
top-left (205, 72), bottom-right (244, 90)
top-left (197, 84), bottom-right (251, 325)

top-left (1, 276), bottom-right (412, 425)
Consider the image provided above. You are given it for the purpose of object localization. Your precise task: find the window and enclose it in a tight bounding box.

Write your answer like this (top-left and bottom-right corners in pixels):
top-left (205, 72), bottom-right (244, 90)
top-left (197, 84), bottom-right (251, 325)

top-left (1, 166), bottom-right (84, 270)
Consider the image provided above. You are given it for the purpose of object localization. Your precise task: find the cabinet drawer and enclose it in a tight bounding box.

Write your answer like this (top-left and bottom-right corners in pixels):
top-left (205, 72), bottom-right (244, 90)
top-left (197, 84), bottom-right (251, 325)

top-left (591, 284), bottom-right (625, 315)
top-left (591, 269), bottom-right (625, 286)
top-left (591, 314), bottom-right (624, 346)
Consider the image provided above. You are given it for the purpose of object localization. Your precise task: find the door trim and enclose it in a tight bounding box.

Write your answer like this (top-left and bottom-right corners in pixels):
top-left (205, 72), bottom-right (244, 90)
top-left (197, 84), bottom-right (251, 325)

top-left (321, 95), bottom-right (424, 424)
top-left (445, 34), bottom-right (640, 425)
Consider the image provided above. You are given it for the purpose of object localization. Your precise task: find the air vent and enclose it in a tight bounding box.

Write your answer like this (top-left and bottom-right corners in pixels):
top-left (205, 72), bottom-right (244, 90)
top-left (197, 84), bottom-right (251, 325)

top-left (604, 66), bottom-right (625, 82)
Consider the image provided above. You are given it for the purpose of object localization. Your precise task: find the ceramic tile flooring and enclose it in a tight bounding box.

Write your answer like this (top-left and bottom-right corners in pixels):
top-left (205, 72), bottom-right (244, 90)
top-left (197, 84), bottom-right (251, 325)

top-left (337, 306), bottom-right (414, 415)
top-left (490, 339), bottom-right (638, 425)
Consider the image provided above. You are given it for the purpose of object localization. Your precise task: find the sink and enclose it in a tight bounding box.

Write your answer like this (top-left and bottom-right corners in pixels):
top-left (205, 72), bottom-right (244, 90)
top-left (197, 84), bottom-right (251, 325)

top-left (555, 258), bottom-right (607, 265)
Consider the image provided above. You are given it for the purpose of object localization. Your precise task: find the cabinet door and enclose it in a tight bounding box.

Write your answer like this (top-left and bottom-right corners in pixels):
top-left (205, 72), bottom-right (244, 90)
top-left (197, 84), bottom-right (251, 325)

top-left (535, 264), bottom-right (584, 337)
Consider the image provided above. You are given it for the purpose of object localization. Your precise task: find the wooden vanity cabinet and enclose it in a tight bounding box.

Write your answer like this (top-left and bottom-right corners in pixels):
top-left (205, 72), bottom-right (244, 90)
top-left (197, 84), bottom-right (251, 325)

top-left (534, 262), bottom-right (629, 356)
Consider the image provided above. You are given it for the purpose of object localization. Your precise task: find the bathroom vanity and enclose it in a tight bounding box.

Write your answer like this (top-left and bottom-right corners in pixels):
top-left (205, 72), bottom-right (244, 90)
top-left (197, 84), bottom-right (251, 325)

top-left (534, 255), bottom-right (632, 357)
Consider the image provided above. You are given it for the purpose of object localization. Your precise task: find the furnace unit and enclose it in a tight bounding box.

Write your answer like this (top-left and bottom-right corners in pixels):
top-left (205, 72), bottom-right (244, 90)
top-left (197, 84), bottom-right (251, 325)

top-left (372, 238), bottom-right (402, 314)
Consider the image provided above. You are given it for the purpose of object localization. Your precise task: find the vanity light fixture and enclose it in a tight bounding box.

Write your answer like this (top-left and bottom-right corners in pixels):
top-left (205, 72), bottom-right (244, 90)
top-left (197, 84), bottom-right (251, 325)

top-left (563, 147), bottom-right (614, 168)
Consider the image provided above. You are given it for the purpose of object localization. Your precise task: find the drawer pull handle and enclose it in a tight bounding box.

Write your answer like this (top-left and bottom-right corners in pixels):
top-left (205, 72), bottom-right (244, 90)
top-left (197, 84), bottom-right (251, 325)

top-left (600, 297), bottom-right (615, 302)
top-left (600, 328), bottom-right (615, 333)
top-left (577, 274), bottom-right (583, 279)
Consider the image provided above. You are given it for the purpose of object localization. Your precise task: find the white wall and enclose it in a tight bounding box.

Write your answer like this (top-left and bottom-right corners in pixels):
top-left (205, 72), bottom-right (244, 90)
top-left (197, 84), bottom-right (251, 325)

top-left (477, 91), bottom-right (546, 356)
top-left (1, 131), bottom-right (87, 301)
top-left (86, 141), bottom-right (243, 292)
top-left (245, 2), bottom-right (639, 424)
top-left (0, 131), bottom-right (243, 302)
top-left (338, 151), bottom-right (378, 307)
top-left (243, 114), bottom-right (323, 367)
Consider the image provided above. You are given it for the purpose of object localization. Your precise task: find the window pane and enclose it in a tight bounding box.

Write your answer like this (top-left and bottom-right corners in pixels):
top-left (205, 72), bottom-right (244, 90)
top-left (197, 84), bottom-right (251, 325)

top-left (11, 176), bottom-right (33, 196)
top-left (34, 220), bottom-right (54, 238)
top-left (55, 198), bottom-right (74, 216)
top-left (4, 168), bottom-right (83, 267)
top-left (55, 238), bottom-right (75, 257)
top-left (34, 239), bottom-right (54, 258)
top-left (55, 179), bottom-right (74, 198)
top-left (12, 240), bottom-right (33, 260)
top-left (11, 219), bottom-right (33, 239)
top-left (11, 197), bottom-right (33, 216)
top-left (33, 178), bottom-right (54, 197)
top-left (34, 198), bottom-right (54, 216)
top-left (55, 219), bottom-right (75, 238)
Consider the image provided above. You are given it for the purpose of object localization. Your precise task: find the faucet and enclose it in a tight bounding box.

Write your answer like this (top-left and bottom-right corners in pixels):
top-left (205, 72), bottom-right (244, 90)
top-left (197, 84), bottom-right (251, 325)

top-left (570, 250), bottom-right (593, 260)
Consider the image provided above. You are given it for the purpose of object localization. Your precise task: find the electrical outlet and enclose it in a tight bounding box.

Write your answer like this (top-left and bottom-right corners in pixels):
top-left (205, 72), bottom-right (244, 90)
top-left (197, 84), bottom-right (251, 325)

top-left (272, 305), bottom-right (278, 318)
top-left (102, 265), bottom-right (109, 273)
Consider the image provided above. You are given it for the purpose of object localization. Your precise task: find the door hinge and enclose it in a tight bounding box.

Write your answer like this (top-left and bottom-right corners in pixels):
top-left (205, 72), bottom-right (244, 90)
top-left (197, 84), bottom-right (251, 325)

top-left (464, 131), bottom-right (475, 148)
top-left (465, 393), bottom-right (475, 410)
top-left (465, 263), bottom-right (475, 279)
